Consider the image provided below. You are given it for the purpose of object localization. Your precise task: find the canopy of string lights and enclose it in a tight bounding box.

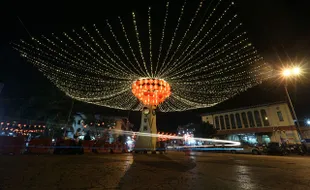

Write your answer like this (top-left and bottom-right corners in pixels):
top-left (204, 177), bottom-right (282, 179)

top-left (13, 0), bottom-right (272, 112)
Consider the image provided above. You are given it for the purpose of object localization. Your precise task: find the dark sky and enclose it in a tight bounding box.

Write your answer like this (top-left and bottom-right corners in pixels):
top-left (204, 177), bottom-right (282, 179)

top-left (0, 0), bottom-right (310, 131)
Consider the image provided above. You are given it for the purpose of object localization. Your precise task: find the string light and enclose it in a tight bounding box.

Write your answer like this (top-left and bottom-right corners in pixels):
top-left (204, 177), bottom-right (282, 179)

top-left (155, 1), bottom-right (170, 76)
top-left (105, 21), bottom-right (141, 76)
top-left (163, 0), bottom-right (204, 75)
top-left (118, 17), bottom-right (146, 76)
top-left (161, 1), bottom-right (235, 77)
top-left (160, 0), bottom-right (224, 78)
top-left (158, 0), bottom-right (187, 75)
top-left (148, 7), bottom-right (153, 77)
top-left (132, 12), bottom-right (150, 77)
top-left (13, 0), bottom-right (272, 112)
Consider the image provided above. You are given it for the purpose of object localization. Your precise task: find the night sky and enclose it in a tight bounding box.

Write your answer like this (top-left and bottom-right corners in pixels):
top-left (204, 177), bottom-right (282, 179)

top-left (0, 0), bottom-right (310, 131)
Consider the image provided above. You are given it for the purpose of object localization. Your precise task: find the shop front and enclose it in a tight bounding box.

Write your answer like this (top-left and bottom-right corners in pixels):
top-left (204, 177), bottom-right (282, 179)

top-left (217, 126), bottom-right (300, 145)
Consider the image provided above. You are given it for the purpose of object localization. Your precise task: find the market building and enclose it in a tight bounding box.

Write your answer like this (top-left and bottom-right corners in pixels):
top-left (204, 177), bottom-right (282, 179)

top-left (201, 102), bottom-right (300, 145)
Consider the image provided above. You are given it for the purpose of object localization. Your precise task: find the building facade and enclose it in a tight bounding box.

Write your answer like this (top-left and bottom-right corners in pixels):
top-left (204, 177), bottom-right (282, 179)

top-left (201, 102), bottom-right (300, 145)
top-left (176, 123), bottom-right (198, 146)
top-left (177, 123), bottom-right (196, 136)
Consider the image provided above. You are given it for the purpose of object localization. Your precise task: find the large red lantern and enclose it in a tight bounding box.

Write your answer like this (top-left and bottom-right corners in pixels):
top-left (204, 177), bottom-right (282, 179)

top-left (132, 78), bottom-right (171, 106)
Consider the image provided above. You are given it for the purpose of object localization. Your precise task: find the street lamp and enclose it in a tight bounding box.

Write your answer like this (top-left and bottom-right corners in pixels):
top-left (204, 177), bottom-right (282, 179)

top-left (282, 69), bottom-right (292, 77)
top-left (281, 66), bottom-right (303, 141)
top-left (292, 67), bottom-right (301, 75)
top-left (282, 67), bottom-right (301, 77)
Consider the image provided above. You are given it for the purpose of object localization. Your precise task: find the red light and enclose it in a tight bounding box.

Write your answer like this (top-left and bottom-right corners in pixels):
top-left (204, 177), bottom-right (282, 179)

top-left (132, 78), bottom-right (171, 106)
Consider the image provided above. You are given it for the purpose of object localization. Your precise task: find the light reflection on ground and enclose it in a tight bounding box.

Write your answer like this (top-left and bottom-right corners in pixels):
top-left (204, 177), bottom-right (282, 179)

top-left (0, 152), bottom-right (310, 189)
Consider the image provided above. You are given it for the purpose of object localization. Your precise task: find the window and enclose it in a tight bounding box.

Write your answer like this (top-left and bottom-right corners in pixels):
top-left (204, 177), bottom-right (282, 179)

top-left (260, 109), bottom-right (270, 126)
top-left (225, 115), bottom-right (230, 129)
top-left (277, 111), bottom-right (284, 121)
top-left (215, 116), bottom-right (220, 130)
top-left (247, 111), bottom-right (255, 128)
top-left (230, 114), bottom-right (236, 129)
top-left (241, 112), bottom-right (249, 128)
top-left (254, 110), bottom-right (262, 127)
top-left (220, 115), bottom-right (225, 130)
top-left (235, 113), bottom-right (242, 128)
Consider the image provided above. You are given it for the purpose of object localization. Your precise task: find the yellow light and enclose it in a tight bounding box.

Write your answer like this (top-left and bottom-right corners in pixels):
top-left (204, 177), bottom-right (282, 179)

top-left (13, 1), bottom-right (272, 112)
top-left (282, 69), bottom-right (291, 77)
top-left (292, 67), bottom-right (301, 75)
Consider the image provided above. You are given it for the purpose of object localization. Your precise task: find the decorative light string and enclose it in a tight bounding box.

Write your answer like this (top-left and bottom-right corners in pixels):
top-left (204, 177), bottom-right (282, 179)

top-left (158, 0), bottom-right (187, 77)
top-left (163, 0), bottom-right (204, 75)
top-left (161, 2), bottom-right (235, 77)
top-left (118, 17), bottom-right (147, 76)
top-left (13, 0), bottom-right (273, 112)
top-left (160, 0), bottom-right (223, 77)
top-left (148, 7), bottom-right (153, 77)
top-left (105, 21), bottom-right (141, 77)
top-left (132, 12), bottom-right (151, 77)
top-left (154, 1), bottom-right (170, 76)
top-left (166, 23), bottom-right (245, 78)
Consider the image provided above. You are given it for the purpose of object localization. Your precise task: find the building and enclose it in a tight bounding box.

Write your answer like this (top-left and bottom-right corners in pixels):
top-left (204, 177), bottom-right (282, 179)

top-left (71, 113), bottom-right (133, 141)
top-left (177, 123), bottom-right (196, 136)
top-left (201, 102), bottom-right (300, 145)
top-left (176, 123), bottom-right (198, 145)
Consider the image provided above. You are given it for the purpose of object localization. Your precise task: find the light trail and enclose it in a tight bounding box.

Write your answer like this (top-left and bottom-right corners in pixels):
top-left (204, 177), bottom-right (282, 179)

top-left (110, 129), bottom-right (241, 147)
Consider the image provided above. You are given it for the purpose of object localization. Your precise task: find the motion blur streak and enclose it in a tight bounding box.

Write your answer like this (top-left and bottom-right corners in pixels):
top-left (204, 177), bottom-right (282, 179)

top-left (111, 129), bottom-right (241, 146)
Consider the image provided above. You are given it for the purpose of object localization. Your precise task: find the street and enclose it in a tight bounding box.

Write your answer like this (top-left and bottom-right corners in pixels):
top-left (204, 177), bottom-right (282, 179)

top-left (0, 152), bottom-right (309, 190)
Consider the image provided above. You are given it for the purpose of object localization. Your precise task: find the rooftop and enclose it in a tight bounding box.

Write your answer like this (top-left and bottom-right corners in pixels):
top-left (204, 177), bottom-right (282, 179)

top-left (200, 101), bottom-right (287, 116)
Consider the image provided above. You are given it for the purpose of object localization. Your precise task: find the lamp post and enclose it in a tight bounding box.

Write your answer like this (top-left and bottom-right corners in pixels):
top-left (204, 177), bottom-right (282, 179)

top-left (282, 67), bottom-right (303, 142)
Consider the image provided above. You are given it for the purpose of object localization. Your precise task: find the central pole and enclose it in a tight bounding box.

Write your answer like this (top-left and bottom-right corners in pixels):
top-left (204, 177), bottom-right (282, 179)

top-left (134, 105), bottom-right (157, 153)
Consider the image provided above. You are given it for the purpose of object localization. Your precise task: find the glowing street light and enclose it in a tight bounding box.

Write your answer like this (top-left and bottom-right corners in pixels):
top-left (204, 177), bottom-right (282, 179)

top-left (306, 119), bottom-right (310, 126)
top-left (282, 69), bottom-right (291, 77)
top-left (282, 66), bottom-right (301, 77)
top-left (292, 67), bottom-right (301, 75)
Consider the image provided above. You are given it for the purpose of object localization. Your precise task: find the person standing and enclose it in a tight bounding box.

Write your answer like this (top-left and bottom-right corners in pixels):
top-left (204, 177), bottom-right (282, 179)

top-left (84, 130), bottom-right (91, 141)
top-left (74, 128), bottom-right (83, 154)
top-left (74, 128), bottom-right (82, 140)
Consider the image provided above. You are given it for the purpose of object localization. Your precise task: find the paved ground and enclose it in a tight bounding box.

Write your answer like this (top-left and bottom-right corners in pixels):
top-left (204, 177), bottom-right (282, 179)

top-left (0, 152), bottom-right (310, 190)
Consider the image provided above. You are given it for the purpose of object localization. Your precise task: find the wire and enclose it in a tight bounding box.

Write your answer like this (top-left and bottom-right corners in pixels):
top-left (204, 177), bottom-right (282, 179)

top-left (17, 16), bottom-right (32, 39)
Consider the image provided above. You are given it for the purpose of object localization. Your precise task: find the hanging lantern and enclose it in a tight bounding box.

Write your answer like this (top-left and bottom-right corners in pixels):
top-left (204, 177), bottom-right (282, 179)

top-left (131, 78), bottom-right (171, 106)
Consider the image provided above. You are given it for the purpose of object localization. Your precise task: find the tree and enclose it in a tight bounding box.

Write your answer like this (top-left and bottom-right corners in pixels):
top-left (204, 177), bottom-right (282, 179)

top-left (195, 122), bottom-right (217, 138)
